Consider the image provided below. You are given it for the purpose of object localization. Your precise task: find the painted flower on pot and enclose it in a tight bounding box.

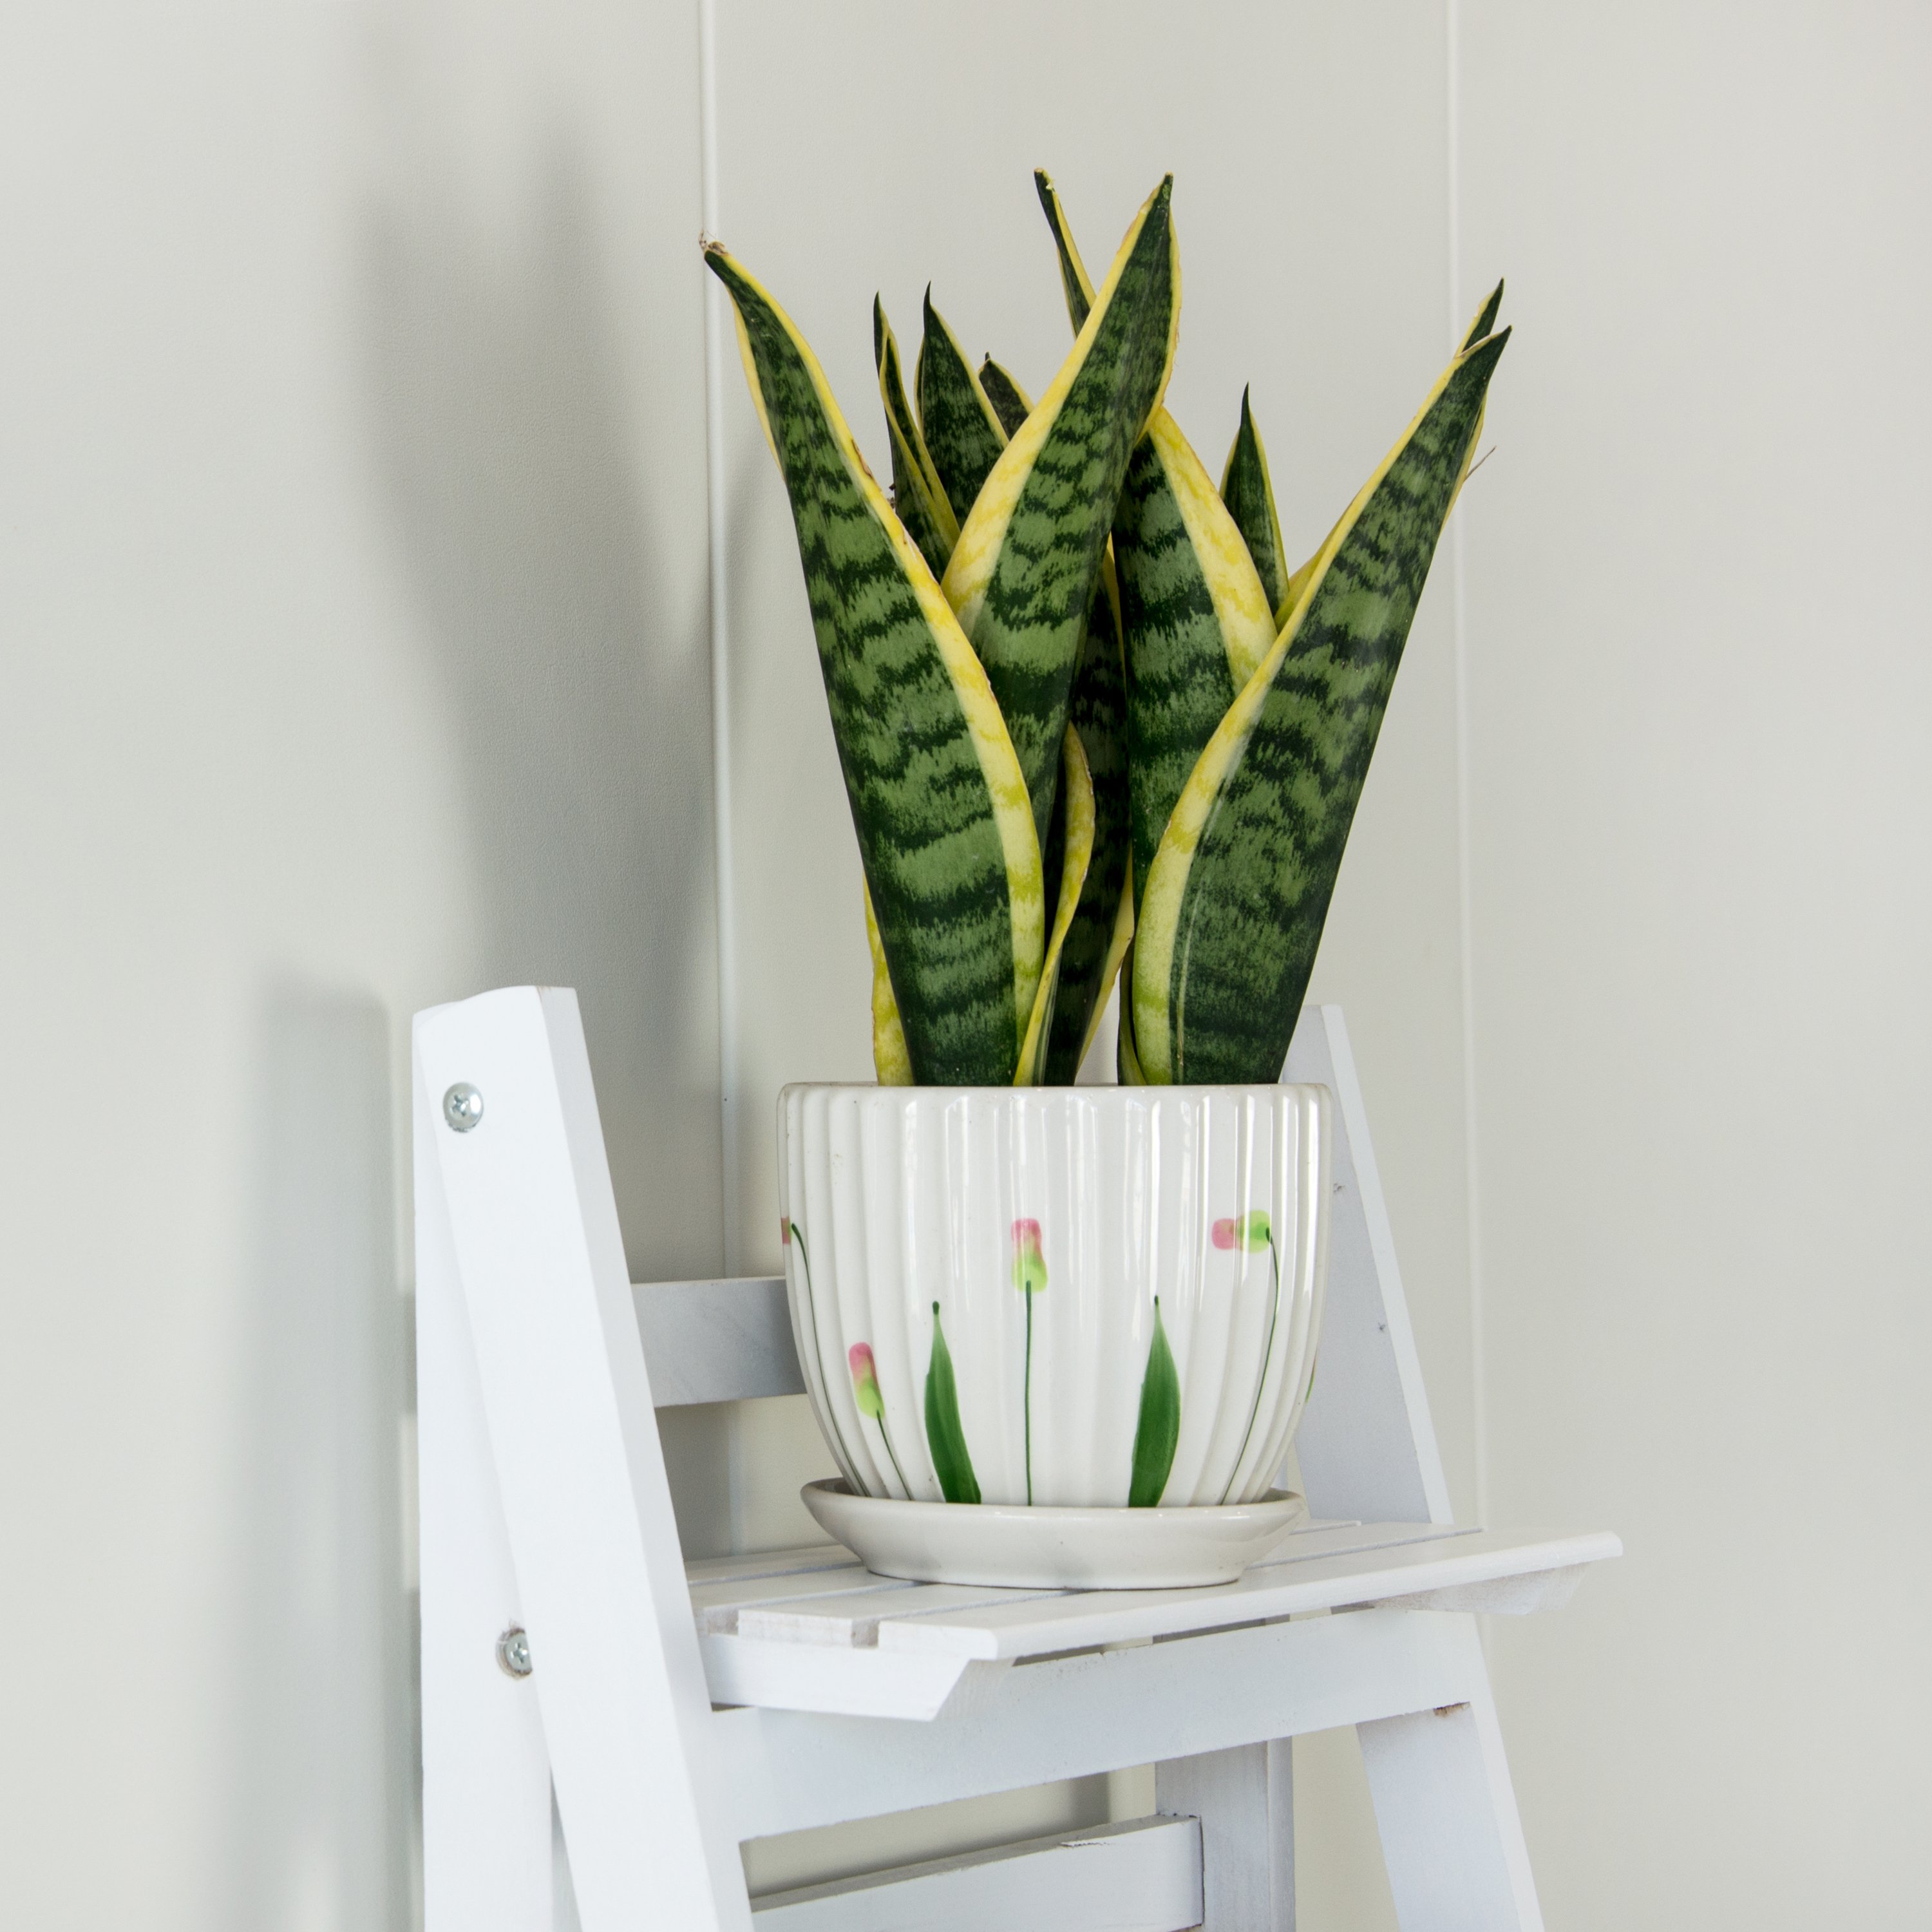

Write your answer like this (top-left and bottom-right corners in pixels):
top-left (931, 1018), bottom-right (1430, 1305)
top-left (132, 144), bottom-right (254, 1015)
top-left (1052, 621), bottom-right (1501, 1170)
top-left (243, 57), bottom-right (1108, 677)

top-left (1213, 1210), bottom-right (1273, 1251)
top-left (847, 1341), bottom-right (911, 1499)
top-left (1011, 1218), bottom-right (1046, 1504)
top-left (1215, 1209), bottom-right (1285, 1502)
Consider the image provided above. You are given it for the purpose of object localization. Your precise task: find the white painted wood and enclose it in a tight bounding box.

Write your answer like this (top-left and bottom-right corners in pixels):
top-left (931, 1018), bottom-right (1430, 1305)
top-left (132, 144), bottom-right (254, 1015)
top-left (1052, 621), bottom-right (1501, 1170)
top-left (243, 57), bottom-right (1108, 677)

top-left (415, 1044), bottom-right (554, 1932)
top-left (701, 1633), bottom-right (974, 1721)
top-left (1156, 1745), bottom-right (1292, 1931)
top-left (717, 1606), bottom-right (1486, 1842)
top-left (871, 1528), bottom-right (1619, 1667)
top-left (685, 1543), bottom-right (851, 1587)
top-left (1283, 1006), bottom-right (1455, 1526)
top-left (415, 987), bottom-right (751, 1932)
top-left (751, 1816), bottom-right (1204, 1932)
top-left (1377, 1565), bottom-right (1589, 1616)
top-left (1357, 1617), bottom-right (1543, 1931)
top-left (635, 1276), bottom-right (802, 1405)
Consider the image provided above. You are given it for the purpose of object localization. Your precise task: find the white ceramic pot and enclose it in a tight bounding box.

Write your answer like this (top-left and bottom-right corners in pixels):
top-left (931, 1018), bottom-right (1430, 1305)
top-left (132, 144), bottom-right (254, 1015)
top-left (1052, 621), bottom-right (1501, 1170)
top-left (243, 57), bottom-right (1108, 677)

top-left (778, 1083), bottom-right (1331, 1511)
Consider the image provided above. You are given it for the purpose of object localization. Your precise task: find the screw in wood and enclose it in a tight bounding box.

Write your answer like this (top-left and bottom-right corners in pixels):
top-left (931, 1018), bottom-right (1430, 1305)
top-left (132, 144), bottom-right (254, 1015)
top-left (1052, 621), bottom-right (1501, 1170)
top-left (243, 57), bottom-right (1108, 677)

top-left (443, 1083), bottom-right (484, 1133)
top-left (497, 1625), bottom-right (533, 1678)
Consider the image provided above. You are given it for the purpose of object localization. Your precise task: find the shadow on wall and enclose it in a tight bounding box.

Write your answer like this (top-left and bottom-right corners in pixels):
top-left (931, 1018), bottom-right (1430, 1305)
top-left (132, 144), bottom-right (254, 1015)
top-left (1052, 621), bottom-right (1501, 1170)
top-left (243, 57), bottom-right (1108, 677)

top-left (357, 140), bottom-right (722, 1283)
top-left (222, 983), bottom-right (413, 1932)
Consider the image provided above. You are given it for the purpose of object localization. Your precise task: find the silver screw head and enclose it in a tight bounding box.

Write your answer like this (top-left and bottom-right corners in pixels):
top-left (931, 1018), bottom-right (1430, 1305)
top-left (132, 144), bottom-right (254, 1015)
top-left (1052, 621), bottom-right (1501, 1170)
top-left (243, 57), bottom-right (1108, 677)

top-left (443, 1083), bottom-right (484, 1133)
top-left (497, 1625), bottom-right (533, 1678)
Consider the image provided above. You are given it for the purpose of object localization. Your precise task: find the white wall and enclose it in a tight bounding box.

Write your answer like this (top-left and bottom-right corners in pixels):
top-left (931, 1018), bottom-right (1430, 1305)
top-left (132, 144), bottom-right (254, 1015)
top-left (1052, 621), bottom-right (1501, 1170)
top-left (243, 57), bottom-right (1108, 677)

top-left (0, 6), bottom-right (720, 1927)
top-left (3, 2), bottom-right (1923, 1927)
top-left (1459, 3), bottom-right (1932, 1922)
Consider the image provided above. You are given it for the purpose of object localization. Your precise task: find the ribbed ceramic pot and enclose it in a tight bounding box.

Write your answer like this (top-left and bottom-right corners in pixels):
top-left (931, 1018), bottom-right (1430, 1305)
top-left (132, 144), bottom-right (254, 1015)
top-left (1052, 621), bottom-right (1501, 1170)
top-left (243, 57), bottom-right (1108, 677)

top-left (778, 1083), bottom-right (1331, 1510)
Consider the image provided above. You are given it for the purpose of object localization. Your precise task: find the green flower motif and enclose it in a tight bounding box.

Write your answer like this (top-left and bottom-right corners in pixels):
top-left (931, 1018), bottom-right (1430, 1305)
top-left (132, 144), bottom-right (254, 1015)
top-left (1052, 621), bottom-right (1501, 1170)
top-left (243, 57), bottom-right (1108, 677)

top-left (1011, 1217), bottom-right (1047, 1294)
top-left (1212, 1210), bottom-right (1273, 1252)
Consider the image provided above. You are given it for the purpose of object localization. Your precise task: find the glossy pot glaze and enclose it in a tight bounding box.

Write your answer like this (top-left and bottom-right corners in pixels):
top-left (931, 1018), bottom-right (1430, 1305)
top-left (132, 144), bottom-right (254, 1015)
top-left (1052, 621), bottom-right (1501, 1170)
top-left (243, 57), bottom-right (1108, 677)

top-left (778, 1083), bottom-right (1331, 1510)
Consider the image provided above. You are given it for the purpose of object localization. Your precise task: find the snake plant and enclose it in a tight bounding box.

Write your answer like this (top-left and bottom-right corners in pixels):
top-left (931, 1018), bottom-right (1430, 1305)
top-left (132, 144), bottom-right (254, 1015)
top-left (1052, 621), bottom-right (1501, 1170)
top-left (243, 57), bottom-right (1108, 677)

top-left (703, 173), bottom-right (1505, 1086)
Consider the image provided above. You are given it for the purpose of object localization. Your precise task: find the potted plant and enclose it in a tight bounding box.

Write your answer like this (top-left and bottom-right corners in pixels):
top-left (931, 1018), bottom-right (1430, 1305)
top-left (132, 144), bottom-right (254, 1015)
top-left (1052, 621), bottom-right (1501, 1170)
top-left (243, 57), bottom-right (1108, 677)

top-left (705, 173), bottom-right (1505, 1587)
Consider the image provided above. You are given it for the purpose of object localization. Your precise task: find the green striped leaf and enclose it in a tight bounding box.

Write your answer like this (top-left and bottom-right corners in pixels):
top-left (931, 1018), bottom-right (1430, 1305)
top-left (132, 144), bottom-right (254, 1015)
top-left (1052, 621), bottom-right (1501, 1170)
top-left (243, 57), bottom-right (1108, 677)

top-left (1034, 169), bottom-right (1095, 332)
top-left (942, 176), bottom-right (1179, 853)
top-left (705, 244), bottom-right (1043, 1083)
top-left (874, 298), bottom-right (958, 578)
top-left (864, 884), bottom-right (913, 1084)
top-left (1017, 725), bottom-right (1096, 1084)
top-left (1113, 413), bottom-right (1277, 922)
top-left (1220, 386), bottom-right (1289, 612)
top-left (1116, 938), bottom-right (1148, 1084)
top-left (917, 291), bottom-right (1008, 526)
top-left (979, 356), bottom-right (1033, 437)
top-left (1128, 1298), bottom-right (1180, 1507)
top-left (1463, 278), bottom-right (1505, 350)
top-left (959, 345), bottom-right (1128, 1080)
top-left (1132, 328), bottom-right (1510, 1083)
top-left (924, 1302), bottom-right (981, 1504)
top-left (1032, 175), bottom-right (1274, 923)
top-left (1042, 569), bottom-right (1133, 1081)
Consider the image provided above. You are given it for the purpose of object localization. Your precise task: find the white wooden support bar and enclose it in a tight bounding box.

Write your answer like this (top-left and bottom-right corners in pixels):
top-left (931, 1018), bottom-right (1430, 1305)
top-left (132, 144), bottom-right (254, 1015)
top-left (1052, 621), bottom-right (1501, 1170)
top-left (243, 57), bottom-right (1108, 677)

top-left (415, 988), bottom-right (752, 1932)
top-left (635, 1276), bottom-right (802, 1405)
top-left (716, 1606), bottom-right (1488, 1842)
top-left (415, 1068), bottom-right (553, 1931)
top-left (1155, 1744), bottom-right (1293, 1931)
top-left (1283, 1007), bottom-right (1453, 1526)
top-left (1357, 1618), bottom-right (1542, 1930)
top-left (750, 1815), bottom-right (1204, 1932)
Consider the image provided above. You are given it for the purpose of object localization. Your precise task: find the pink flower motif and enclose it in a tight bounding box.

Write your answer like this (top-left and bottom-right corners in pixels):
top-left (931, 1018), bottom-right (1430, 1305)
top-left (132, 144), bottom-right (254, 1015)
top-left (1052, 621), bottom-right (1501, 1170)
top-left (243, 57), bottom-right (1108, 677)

top-left (848, 1341), bottom-right (884, 1420)
top-left (1010, 1217), bottom-right (1046, 1295)
top-left (1212, 1211), bottom-right (1273, 1253)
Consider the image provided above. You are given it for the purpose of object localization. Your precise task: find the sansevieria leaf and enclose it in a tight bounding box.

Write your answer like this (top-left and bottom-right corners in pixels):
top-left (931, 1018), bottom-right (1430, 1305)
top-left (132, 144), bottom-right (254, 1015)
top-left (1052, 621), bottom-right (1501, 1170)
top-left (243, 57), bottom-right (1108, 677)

top-left (978, 357), bottom-right (1032, 437)
top-left (874, 298), bottom-right (957, 580)
top-left (1017, 726), bottom-right (1096, 1085)
top-left (1034, 173), bottom-right (1275, 922)
top-left (1220, 387), bottom-right (1289, 612)
top-left (1128, 1298), bottom-right (1180, 1507)
top-left (924, 1302), bottom-right (981, 1504)
top-left (1133, 326), bottom-right (1511, 1083)
top-left (980, 339), bottom-right (1132, 1080)
top-left (705, 244), bottom-right (1043, 1083)
top-left (917, 292), bottom-right (1009, 525)
top-left (863, 884), bottom-right (913, 1085)
top-left (942, 176), bottom-right (1180, 852)
top-left (1113, 414), bottom-right (1276, 919)
top-left (1043, 571), bottom-right (1133, 1081)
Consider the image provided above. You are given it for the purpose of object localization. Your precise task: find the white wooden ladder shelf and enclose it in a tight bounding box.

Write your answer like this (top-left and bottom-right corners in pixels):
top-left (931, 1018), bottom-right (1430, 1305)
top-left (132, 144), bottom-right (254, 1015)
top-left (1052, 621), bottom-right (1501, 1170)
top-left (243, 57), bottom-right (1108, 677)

top-left (415, 987), bottom-right (1618, 1932)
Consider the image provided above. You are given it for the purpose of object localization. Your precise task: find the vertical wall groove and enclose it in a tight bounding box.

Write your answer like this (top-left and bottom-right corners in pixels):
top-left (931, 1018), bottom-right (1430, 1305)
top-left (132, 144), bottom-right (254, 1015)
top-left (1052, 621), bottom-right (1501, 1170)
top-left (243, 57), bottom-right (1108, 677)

top-left (1446, 0), bottom-right (1490, 1535)
top-left (698, 0), bottom-right (739, 1281)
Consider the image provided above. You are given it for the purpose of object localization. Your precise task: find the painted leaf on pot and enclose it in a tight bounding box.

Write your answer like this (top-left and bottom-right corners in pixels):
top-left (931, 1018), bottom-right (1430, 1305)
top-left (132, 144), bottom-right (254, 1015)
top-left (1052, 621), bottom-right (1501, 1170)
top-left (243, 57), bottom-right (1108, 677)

top-left (705, 244), bottom-right (1043, 1083)
top-left (1032, 173), bottom-right (1274, 925)
top-left (1128, 1297), bottom-right (1180, 1508)
top-left (1220, 386), bottom-right (1289, 613)
top-left (874, 297), bottom-right (958, 579)
top-left (942, 176), bottom-right (1180, 855)
top-left (923, 1302), bottom-right (981, 1504)
top-left (978, 356), bottom-right (1032, 438)
top-left (1132, 325), bottom-right (1511, 1084)
top-left (916, 291), bottom-right (1009, 526)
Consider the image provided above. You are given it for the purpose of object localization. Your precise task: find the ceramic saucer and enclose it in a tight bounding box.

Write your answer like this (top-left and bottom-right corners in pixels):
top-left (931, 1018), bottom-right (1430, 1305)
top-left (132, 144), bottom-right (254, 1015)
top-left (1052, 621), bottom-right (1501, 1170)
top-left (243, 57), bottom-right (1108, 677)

top-left (800, 1479), bottom-right (1309, 1589)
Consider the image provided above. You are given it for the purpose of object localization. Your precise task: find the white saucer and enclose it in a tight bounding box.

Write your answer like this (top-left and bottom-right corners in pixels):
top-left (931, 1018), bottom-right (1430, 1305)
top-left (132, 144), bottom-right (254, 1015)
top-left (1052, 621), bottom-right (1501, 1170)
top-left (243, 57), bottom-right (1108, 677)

top-left (800, 1479), bottom-right (1309, 1589)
